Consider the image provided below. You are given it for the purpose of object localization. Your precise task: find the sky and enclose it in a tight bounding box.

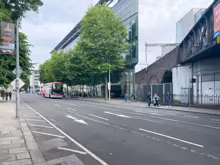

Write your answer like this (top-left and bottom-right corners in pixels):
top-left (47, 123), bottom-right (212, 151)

top-left (21, 0), bottom-right (214, 71)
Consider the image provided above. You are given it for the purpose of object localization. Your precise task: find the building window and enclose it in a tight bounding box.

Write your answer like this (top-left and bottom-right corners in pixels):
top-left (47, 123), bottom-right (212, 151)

top-left (201, 75), bottom-right (214, 82)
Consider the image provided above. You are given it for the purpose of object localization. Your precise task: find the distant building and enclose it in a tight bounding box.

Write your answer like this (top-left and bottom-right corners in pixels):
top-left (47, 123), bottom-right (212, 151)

top-left (29, 70), bottom-right (40, 93)
top-left (176, 8), bottom-right (206, 43)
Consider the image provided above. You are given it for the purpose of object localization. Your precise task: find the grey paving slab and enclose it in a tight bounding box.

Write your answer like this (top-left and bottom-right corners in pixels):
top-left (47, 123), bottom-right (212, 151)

top-left (9, 147), bottom-right (27, 154)
top-left (0, 143), bottom-right (22, 149)
top-left (12, 139), bottom-right (25, 144)
top-left (17, 152), bottom-right (31, 160)
top-left (30, 149), bottom-right (45, 164)
top-left (0, 149), bottom-right (8, 154)
top-left (0, 140), bottom-right (11, 145)
top-left (18, 159), bottom-right (32, 165)
top-left (0, 154), bottom-right (16, 162)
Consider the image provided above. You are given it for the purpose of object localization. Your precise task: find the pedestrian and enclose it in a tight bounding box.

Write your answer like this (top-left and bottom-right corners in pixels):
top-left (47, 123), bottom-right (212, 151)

top-left (134, 94), bottom-right (137, 102)
top-left (131, 94), bottom-right (134, 101)
top-left (165, 92), bottom-right (171, 107)
top-left (124, 93), bottom-right (128, 103)
top-left (147, 92), bottom-right (151, 106)
top-left (153, 93), bottom-right (160, 107)
top-left (9, 91), bottom-right (12, 100)
top-left (5, 91), bottom-right (8, 101)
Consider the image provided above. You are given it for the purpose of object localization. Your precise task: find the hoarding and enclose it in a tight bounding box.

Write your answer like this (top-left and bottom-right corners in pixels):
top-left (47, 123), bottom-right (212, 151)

top-left (214, 4), bottom-right (220, 38)
top-left (0, 21), bottom-right (15, 55)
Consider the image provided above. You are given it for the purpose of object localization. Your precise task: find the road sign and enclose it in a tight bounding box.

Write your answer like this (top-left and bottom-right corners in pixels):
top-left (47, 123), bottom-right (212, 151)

top-left (10, 78), bottom-right (25, 90)
top-left (108, 82), bottom-right (111, 90)
top-left (12, 67), bottom-right (23, 77)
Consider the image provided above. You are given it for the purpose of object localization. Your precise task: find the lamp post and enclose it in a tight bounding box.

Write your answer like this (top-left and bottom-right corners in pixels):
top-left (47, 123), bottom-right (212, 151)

top-left (16, 19), bottom-right (20, 118)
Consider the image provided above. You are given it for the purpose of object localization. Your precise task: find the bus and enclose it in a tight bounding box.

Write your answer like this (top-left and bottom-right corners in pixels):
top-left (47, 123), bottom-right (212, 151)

top-left (42, 82), bottom-right (64, 98)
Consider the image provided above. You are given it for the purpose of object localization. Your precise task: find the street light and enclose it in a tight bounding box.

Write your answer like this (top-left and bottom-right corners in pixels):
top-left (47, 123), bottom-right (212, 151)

top-left (16, 19), bottom-right (20, 118)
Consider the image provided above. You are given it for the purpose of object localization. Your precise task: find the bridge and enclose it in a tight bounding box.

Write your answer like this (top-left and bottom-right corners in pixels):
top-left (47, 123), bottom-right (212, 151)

top-left (136, 0), bottom-right (220, 105)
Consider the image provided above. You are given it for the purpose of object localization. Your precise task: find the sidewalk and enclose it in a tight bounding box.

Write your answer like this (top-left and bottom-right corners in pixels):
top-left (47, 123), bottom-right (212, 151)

top-left (0, 99), bottom-right (45, 165)
top-left (80, 98), bottom-right (220, 116)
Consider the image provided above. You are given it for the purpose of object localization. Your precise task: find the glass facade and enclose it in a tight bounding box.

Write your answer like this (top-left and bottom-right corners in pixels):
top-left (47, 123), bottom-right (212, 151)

top-left (109, 0), bottom-right (138, 96)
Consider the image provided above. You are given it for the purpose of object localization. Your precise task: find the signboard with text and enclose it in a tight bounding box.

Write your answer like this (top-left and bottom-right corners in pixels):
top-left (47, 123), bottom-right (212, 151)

top-left (0, 21), bottom-right (15, 55)
top-left (214, 4), bottom-right (220, 38)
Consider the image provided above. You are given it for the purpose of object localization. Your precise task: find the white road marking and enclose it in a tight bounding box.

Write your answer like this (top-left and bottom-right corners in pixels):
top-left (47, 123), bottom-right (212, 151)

top-left (54, 104), bottom-right (60, 107)
top-left (104, 111), bottom-right (131, 118)
top-left (32, 131), bottom-right (65, 138)
top-left (133, 117), bottom-right (162, 124)
top-left (22, 102), bottom-right (108, 165)
top-left (66, 115), bottom-right (88, 125)
top-left (57, 147), bottom-right (87, 155)
top-left (184, 115), bottom-right (199, 119)
top-left (25, 119), bottom-right (47, 122)
top-left (139, 128), bottom-right (204, 148)
top-left (207, 154), bottom-right (220, 160)
top-left (211, 119), bottom-right (220, 122)
top-left (89, 114), bottom-right (109, 121)
top-left (66, 103), bottom-right (79, 107)
top-left (28, 124), bottom-right (54, 129)
top-left (68, 108), bottom-right (76, 111)
top-left (150, 113), bottom-right (163, 116)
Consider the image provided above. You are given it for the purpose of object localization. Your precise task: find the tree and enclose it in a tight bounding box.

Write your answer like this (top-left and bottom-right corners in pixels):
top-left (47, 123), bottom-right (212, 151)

top-left (0, 32), bottom-right (32, 87)
top-left (0, 0), bottom-right (43, 87)
top-left (80, 4), bottom-right (129, 100)
top-left (1, 0), bottom-right (43, 20)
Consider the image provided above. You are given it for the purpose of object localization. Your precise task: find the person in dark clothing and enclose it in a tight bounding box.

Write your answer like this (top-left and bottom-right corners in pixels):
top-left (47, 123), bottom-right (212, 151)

top-left (147, 92), bottom-right (151, 106)
top-left (5, 91), bottom-right (8, 101)
top-left (153, 93), bottom-right (160, 107)
top-left (9, 91), bottom-right (12, 100)
top-left (165, 92), bottom-right (171, 107)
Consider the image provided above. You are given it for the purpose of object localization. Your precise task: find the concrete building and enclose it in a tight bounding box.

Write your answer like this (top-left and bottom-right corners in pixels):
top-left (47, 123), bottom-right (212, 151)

top-left (176, 8), bottom-right (206, 43)
top-left (52, 0), bottom-right (138, 97)
top-left (29, 70), bottom-right (40, 93)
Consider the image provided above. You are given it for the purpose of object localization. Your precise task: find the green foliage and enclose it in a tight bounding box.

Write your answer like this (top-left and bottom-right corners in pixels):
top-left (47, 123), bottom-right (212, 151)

top-left (1, 0), bottom-right (43, 20)
top-left (39, 4), bottom-right (128, 97)
top-left (0, 33), bottom-right (32, 86)
top-left (0, 0), bottom-right (42, 87)
top-left (80, 4), bottom-right (129, 75)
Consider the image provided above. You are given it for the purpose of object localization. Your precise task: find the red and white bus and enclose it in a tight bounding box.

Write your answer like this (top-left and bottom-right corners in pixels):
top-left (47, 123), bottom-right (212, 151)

top-left (42, 82), bottom-right (64, 98)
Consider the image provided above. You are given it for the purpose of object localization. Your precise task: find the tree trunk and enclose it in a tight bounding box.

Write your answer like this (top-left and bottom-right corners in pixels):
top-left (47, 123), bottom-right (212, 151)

top-left (105, 73), bottom-right (108, 101)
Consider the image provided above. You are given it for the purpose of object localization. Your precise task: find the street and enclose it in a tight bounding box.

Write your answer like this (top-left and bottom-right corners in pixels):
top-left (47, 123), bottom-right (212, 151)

top-left (20, 94), bottom-right (220, 165)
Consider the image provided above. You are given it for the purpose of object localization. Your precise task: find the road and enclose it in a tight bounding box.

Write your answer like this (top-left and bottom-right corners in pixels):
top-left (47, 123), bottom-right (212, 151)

top-left (20, 94), bottom-right (220, 165)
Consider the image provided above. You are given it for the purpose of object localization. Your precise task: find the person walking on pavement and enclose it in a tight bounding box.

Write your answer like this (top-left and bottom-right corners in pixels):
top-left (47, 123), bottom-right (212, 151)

top-left (5, 91), bottom-right (8, 101)
top-left (165, 92), bottom-right (171, 107)
top-left (9, 91), bottom-right (12, 100)
top-left (153, 93), bottom-right (160, 107)
top-left (124, 93), bottom-right (128, 103)
top-left (147, 92), bottom-right (151, 107)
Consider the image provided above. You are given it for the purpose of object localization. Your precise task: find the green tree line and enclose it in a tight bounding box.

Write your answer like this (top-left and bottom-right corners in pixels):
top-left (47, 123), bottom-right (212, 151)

top-left (39, 4), bottom-right (130, 99)
top-left (0, 0), bottom-right (43, 88)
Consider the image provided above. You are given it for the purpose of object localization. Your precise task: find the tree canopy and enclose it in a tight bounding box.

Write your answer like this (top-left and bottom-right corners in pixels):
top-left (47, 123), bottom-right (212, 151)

top-left (39, 4), bottom-right (129, 99)
top-left (0, 0), bottom-right (43, 88)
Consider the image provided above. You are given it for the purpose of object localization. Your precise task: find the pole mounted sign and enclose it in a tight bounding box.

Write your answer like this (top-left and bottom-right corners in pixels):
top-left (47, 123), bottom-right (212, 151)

top-left (214, 4), bottom-right (220, 38)
top-left (0, 21), bottom-right (15, 55)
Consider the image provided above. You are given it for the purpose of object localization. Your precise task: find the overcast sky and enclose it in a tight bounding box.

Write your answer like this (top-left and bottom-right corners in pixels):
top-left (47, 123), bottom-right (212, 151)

top-left (21, 0), bottom-right (213, 71)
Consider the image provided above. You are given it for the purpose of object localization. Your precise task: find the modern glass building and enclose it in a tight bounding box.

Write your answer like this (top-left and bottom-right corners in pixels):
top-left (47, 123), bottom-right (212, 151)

top-left (176, 8), bottom-right (206, 43)
top-left (52, 0), bottom-right (138, 97)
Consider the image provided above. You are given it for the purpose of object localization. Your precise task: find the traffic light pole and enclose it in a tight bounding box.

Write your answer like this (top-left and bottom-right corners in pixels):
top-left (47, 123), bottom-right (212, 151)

top-left (16, 19), bottom-right (20, 118)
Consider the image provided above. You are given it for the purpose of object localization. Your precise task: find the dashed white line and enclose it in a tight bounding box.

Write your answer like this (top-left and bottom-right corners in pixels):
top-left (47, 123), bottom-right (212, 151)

top-left (139, 128), bottom-right (204, 148)
top-left (32, 131), bottom-right (65, 138)
top-left (58, 147), bottom-right (87, 155)
top-left (184, 115), bottom-right (199, 119)
top-left (54, 104), bottom-right (60, 107)
top-left (207, 154), bottom-right (220, 160)
top-left (68, 108), bottom-right (76, 111)
top-left (211, 119), bottom-right (220, 122)
top-left (89, 114), bottom-right (109, 121)
top-left (28, 124), bottom-right (54, 129)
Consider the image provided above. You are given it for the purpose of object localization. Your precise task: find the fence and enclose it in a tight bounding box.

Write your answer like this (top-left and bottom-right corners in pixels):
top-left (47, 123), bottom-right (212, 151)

top-left (136, 83), bottom-right (220, 106)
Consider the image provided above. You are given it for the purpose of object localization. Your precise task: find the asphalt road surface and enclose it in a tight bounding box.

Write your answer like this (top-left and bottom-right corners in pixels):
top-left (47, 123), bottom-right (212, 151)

top-left (20, 94), bottom-right (220, 165)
